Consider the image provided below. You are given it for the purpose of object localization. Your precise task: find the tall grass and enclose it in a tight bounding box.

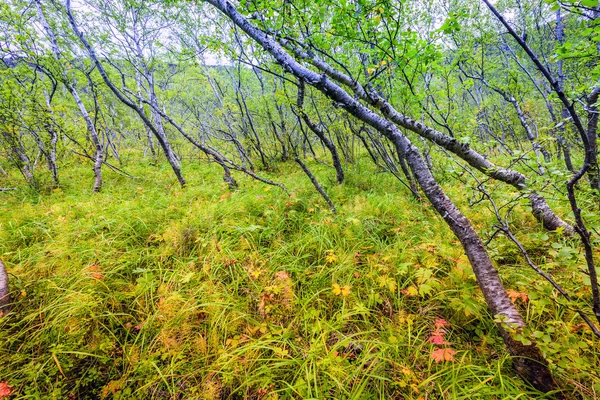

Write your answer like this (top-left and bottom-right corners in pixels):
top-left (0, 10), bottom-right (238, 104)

top-left (0, 154), bottom-right (598, 398)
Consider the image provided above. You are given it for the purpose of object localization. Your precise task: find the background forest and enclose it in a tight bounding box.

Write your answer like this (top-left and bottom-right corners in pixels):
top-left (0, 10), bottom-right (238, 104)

top-left (1, 0), bottom-right (600, 398)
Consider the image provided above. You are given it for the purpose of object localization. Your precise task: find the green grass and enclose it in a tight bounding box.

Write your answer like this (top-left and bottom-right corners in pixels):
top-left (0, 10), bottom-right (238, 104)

top-left (0, 153), bottom-right (598, 399)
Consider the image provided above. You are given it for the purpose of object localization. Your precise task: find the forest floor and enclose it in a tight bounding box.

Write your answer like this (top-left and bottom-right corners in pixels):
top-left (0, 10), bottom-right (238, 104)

top-left (0, 152), bottom-right (598, 399)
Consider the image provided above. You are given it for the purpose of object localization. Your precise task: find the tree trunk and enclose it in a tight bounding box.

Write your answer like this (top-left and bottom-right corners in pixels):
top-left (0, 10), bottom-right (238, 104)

top-left (510, 97), bottom-right (549, 171)
top-left (284, 42), bottom-right (572, 234)
top-left (40, 87), bottom-right (60, 187)
top-left (586, 87), bottom-right (600, 192)
top-left (69, 87), bottom-right (103, 192)
top-left (134, 69), bottom-right (157, 162)
top-left (36, 0), bottom-right (103, 192)
top-left (0, 259), bottom-right (10, 317)
top-left (295, 157), bottom-right (336, 214)
top-left (555, 9), bottom-right (576, 173)
top-left (131, 15), bottom-right (185, 187)
top-left (297, 80), bottom-right (344, 184)
top-left (148, 79), bottom-right (185, 187)
top-left (66, 2), bottom-right (186, 188)
top-left (392, 133), bottom-right (558, 394)
top-left (1, 132), bottom-right (38, 189)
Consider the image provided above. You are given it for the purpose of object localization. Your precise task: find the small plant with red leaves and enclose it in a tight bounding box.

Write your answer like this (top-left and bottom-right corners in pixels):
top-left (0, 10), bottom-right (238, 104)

top-left (428, 318), bottom-right (456, 363)
top-left (0, 382), bottom-right (12, 399)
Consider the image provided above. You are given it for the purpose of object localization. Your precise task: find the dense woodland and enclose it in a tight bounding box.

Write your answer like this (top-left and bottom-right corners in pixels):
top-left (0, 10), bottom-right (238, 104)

top-left (1, 0), bottom-right (600, 398)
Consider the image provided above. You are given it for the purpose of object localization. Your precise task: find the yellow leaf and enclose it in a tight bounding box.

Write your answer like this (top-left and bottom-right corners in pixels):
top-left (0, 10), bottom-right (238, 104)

top-left (379, 275), bottom-right (397, 292)
top-left (332, 284), bottom-right (341, 295)
top-left (332, 283), bottom-right (351, 297)
top-left (340, 285), bottom-right (351, 296)
top-left (325, 250), bottom-right (337, 264)
top-left (404, 286), bottom-right (418, 297)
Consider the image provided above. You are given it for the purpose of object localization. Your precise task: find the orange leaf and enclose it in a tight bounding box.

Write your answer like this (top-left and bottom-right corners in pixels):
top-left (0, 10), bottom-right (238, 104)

top-left (89, 264), bottom-right (104, 280)
top-left (430, 348), bottom-right (456, 363)
top-left (506, 289), bottom-right (528, 303)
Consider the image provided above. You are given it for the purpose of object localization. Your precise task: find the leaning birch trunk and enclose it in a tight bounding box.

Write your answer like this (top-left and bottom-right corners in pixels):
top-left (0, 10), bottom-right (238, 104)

top-left (131, 18), bottom-right (185, 187)
top-left (0, 259), bottom-right (10, 317)
top-left (148, 77), bottom-right (185, 187)
top-left (283, 43), bottom-right (573, 234)
top-left (65, 1), bottom-right (186, 188)
top-left (204, 0), bottom-right (561, 393)
top-left (509, 96), bottom-right (551, 170)
top-left (295, 157), bottom-right (337, 214)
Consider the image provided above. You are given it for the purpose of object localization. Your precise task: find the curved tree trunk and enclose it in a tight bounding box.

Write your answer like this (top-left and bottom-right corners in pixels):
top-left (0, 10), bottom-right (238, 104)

top-left (395, 134), bottom-right (558, 394)
top-left (1, 131), bottom-right (38, 189)
top-left (130, 15), bottom-right (186, 187)
top-left (509, 96), bottom-right (550, 171)
top-left (283, 42), bottom-right (573, 234)
top-left (205, 0), bottom-right (561, 393)
top-left (65, 2), bottom-right (186, 188)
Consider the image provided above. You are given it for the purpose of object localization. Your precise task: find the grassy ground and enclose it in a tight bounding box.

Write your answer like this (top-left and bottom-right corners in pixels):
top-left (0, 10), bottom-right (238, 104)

top-left (0, 152), bottom-right (598, 399)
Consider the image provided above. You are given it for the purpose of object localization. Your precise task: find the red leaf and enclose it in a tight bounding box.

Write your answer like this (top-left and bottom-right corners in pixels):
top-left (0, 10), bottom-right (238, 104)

top-left (428, 334), bottom-right (448, 345)
top-left (434, 318), bottom-right (450, 329)
top-left (0, 382), bottom-right (13, 398)
top-left (430, 348), bottom-right (456, 363)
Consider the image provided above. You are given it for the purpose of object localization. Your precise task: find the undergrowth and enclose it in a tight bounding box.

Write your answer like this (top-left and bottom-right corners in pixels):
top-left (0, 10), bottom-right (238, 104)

top-left (0, 154), bottom-right (599, 399)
